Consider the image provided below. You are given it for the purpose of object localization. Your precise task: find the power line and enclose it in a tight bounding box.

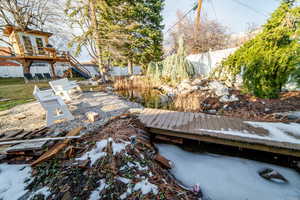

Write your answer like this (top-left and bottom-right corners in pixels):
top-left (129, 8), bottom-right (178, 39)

top-left (166, 5), bottom-right (196, 33)
top-left (230, 0), bottom-right (269, 17)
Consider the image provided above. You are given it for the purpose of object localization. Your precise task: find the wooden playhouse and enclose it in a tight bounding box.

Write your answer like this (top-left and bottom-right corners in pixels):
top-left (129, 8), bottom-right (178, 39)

top-left (0, 25), bottom-right (91, 79)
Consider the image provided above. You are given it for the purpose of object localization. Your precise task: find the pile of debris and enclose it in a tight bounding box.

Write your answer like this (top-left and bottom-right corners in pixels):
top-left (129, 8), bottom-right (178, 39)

top-left (0, 126), bottom-right (84, 164)
top-left (2, 115), bottom-right (198, 199)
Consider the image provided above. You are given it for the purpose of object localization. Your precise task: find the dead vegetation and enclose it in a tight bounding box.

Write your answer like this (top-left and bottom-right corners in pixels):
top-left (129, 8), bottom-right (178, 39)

top-left (113, 76), bottom-right (155, 90)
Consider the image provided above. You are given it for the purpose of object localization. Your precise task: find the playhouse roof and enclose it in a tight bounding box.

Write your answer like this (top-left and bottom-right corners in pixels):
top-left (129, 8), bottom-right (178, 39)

top-left (0, 47), bottom-right (12, 56)
top-left (3, 25), bottom-right (53, 37)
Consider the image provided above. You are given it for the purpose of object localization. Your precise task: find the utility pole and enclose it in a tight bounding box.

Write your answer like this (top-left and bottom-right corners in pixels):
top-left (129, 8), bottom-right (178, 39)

top-left (195, 0), bottom-right (203, 31)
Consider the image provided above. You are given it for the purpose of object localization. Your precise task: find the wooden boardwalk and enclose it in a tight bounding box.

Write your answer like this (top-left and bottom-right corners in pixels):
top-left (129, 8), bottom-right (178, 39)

top-left (139, 108), bottom-right (300, 157)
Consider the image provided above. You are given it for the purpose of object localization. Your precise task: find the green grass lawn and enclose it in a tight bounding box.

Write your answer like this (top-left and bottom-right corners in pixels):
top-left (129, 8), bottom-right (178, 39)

top-left (0, 78), bottom-right (50, 111)
top-left (0, 77), bottom-right (103, 111)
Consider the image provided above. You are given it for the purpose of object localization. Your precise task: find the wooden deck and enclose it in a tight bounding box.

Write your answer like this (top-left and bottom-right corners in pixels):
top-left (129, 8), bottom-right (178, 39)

top-left (139, 108), bottom-right (300, 157)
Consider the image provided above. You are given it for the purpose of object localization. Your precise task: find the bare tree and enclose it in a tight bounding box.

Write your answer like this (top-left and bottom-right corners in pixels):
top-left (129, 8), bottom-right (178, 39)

top-left (0, 0), bottom-right (72, 50)
top-left (167, 11), bottom-right (231, 55)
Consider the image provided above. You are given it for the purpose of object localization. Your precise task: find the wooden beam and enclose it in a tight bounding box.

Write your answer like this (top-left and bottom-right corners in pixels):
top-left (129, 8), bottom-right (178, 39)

top-left (50, 61), bottom-right (57, 78)
top-left (147, 127), bottom-right (300, 157)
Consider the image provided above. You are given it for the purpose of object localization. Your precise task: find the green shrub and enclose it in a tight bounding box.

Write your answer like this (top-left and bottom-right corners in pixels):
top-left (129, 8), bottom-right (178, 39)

top-left (146, 37), bottom-right (195, 85)
top-left (222, 1), bottom-right (300, 98)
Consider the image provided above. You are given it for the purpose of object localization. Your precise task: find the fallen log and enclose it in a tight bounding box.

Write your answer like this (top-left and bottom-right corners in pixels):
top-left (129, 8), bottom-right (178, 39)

top-left (31, 127), bottom-right (83, 166)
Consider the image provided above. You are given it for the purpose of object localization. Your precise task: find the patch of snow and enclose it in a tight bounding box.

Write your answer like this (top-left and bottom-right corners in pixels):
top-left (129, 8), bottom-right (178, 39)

top-left (112, 141), bottom-right (129, 155)
top-left (119, 187), bottom-right (132, 200)
top-left (117, 177), bottom-right (131, 184)
top-left (89, 179), bottom-right (106, 200)
top-left (0, 164), bottom-right (32, 200)
top-left (157, 144), bottom-right (300, 200)
top-left (28, 187), bottom-right (51, 199)
top-left (208, 81), bottom-right (229, 97)
top-left (133, 179), bottom-right (158, 195)
top-left (76, 140), bottom-right (107, 165)
top-left (76, 138), bottom-right (130, 165)
top-left (198, 121), bottom-right (300, 144)
top-left (246, 121), bottom-right (300, 142)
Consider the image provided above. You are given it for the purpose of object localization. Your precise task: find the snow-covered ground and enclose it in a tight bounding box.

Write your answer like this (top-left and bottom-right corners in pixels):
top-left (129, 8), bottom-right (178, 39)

top-left (198, 121), bottom-right (300, 145)
top-left (0, 164), bottom-right (32, 200)
top-left (157, 144), bottom-right (300, 200)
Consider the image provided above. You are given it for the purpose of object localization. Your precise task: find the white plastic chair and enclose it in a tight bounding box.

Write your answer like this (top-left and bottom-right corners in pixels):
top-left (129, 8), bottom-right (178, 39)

top-left (33, 86), bottom-right (74, 126)
top-left (49, 78), bottom-right (82, 101)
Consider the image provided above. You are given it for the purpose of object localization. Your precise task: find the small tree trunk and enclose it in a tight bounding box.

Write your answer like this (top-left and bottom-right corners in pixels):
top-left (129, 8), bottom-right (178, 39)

top-left (128, 60), bottom-right (133, 75)
top-left (89, 0), bottom-right (106, 82)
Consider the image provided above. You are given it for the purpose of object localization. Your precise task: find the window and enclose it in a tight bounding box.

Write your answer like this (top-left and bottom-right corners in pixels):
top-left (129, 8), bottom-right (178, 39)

top-left (36, 37), bottom-right (45, 55)
top-left (22, 36), bottom-right (34, 55)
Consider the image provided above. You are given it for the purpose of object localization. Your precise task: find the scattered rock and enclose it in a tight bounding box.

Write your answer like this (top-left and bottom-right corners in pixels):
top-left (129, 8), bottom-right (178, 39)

top-left (219, 94), bottom-right (239, 103)
top-left (177, 80), bottom-right (199, 95)
top-left (259, 168), bottom-right (288, 183)
top-left (198, 86), bottom-right (209, 91)
top-left (207, 109), bottom-right (217, 114)
top-left (208, 81), bottom-right (230, 97)
top-left (273, 111), bottom-right (300, 120)
top-left (192, 78), bottom-right (206, 86)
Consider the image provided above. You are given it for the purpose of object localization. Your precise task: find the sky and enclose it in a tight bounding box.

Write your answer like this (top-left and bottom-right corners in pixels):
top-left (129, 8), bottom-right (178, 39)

top-left (78, 0), bottom-right (281, 61)
top-left (162, 0), bottom-right (280, 34)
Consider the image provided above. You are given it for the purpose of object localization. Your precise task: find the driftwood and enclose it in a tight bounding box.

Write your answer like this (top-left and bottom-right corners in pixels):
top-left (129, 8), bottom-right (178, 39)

top-left (31, 127), bottom-right (83, 166)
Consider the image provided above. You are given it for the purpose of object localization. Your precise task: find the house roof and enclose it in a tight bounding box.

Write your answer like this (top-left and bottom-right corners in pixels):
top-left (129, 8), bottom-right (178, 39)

top-left (0, 47), bottom-right (12, 56)
top-left (3, 25), bottom-right (53, 37)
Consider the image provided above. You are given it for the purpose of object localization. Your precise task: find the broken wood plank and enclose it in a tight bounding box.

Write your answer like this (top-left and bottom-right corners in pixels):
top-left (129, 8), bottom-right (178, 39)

top-left (5, 141), bottom-right (48, 152)
top-left (0, 136), bottom-right (82, 146)
top-left (154, 154), bottom-right (172, 169)
top-left (31, 127), bottom-right (83, 166)
top-left (155, 135), bottom-right (183, 144)
top-left (0, 129), bottom-right (24, 139)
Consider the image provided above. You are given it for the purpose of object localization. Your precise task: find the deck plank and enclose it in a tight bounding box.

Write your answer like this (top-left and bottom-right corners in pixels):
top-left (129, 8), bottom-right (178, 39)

top-left (139, 108), bottom-right (300, 157)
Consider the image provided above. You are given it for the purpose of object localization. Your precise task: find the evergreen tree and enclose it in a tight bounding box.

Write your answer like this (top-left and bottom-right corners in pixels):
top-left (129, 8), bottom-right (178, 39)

top-left (222, 0), bottom-right (300, 98)
top-left (112, 0), bottom-right (165, 74)
top-left (66, 0), bottom-right (164, 76)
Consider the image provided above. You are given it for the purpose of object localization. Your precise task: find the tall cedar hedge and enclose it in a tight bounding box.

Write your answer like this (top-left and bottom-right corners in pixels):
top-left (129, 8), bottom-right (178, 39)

top-left (222, 0), bottom-right (300, 98)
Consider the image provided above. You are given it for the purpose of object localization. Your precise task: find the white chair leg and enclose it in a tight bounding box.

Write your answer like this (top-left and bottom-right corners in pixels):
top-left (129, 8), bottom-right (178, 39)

top-left (61, 105), bottom-right (74, 120)
top-left (46, 111), bottom-right (55, 126)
